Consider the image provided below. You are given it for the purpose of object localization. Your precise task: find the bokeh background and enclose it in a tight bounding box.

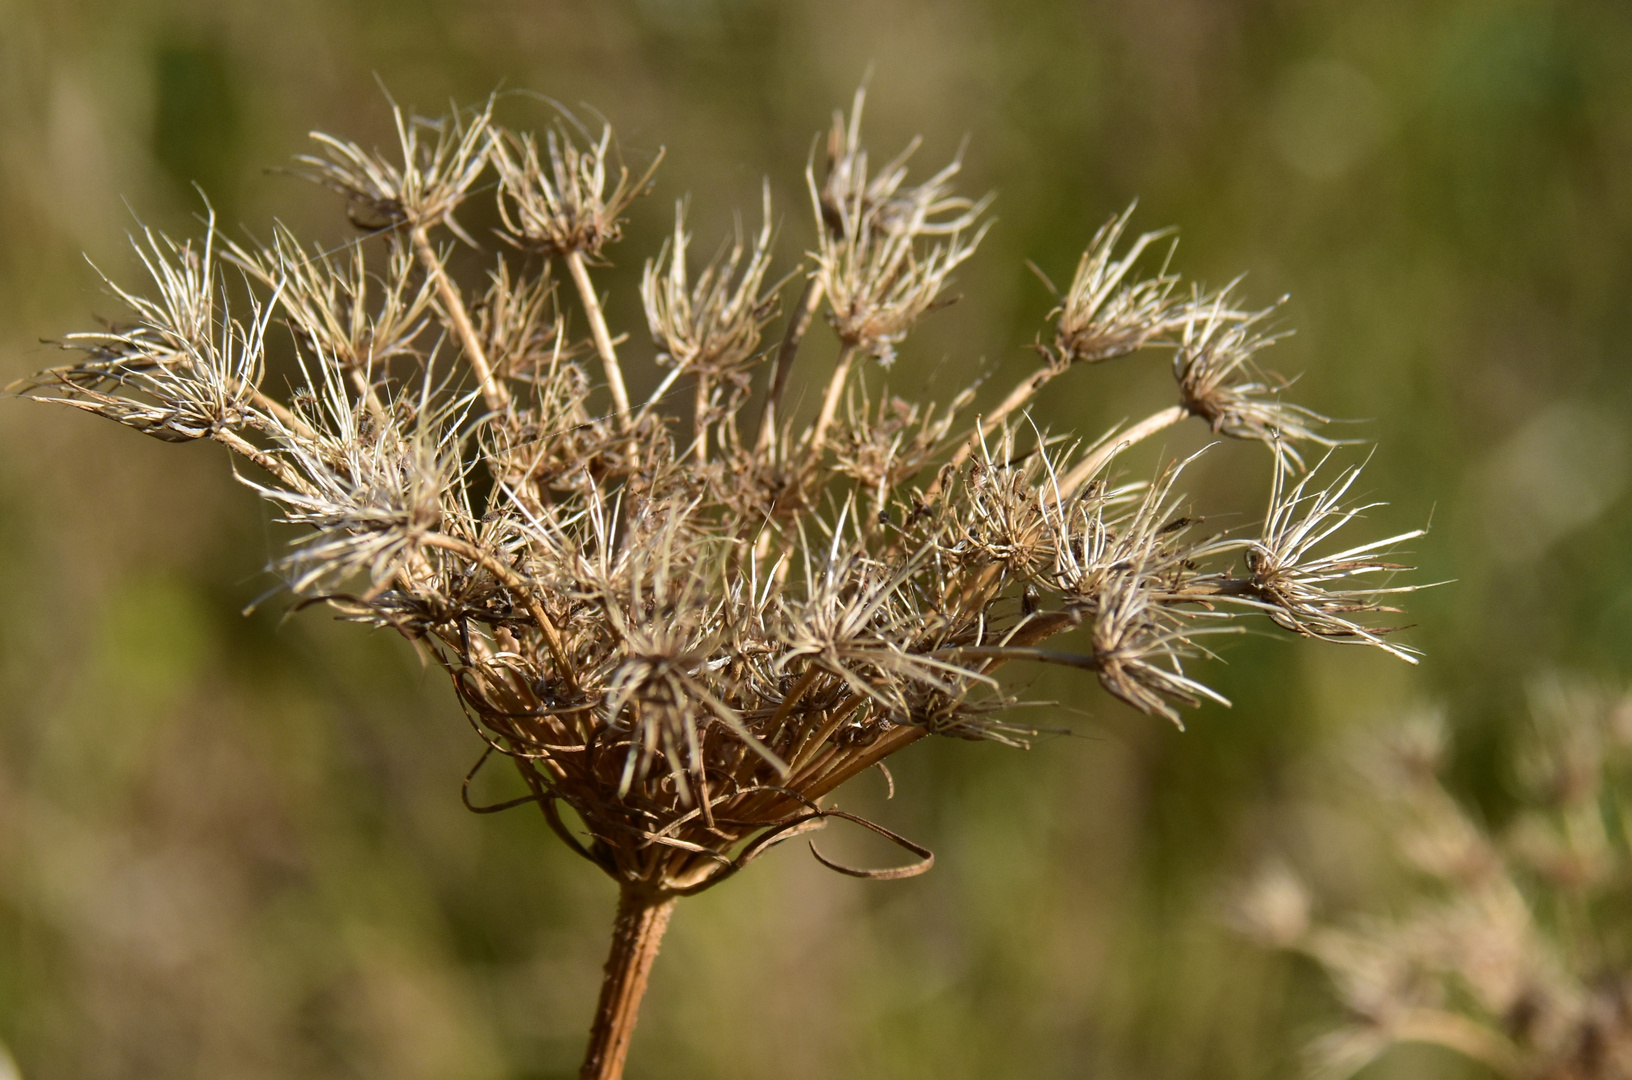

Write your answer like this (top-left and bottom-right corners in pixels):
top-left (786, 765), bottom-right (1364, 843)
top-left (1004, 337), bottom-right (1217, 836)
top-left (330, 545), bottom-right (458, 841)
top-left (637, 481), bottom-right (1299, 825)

top-left (2, 0), bottom-right (1630, 1077)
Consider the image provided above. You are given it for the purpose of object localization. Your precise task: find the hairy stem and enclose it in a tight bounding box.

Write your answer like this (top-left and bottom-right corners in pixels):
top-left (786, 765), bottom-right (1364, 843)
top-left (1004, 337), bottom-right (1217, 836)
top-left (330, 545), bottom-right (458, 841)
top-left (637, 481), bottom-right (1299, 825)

top-left (411, 228), bottom-right (509, 412)
top-left (580, 884), bottom-right (676, 1080)
top-left (754, 275), bottom-right (825, 453)
top-left (566, 250), bottom-right (632, 426)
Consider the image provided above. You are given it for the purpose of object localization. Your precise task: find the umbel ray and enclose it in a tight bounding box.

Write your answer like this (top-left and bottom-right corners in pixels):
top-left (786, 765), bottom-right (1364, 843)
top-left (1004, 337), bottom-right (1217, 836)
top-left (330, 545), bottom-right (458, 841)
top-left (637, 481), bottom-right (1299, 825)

top-left (13, 89), bottom-right (1425, 1080)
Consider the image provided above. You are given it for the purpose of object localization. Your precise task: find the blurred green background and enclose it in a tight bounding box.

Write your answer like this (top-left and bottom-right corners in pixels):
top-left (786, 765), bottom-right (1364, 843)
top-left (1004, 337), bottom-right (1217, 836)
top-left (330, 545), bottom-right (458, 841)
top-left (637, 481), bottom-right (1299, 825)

top-left (2, 0), bottom-right (1630, 1077)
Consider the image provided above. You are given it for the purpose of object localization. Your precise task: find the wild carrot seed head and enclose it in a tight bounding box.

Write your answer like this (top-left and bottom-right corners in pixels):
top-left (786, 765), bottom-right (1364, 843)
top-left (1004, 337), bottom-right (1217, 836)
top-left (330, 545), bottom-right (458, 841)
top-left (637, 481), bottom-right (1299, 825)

top-left (12, 92), bottom-right (1426, 893)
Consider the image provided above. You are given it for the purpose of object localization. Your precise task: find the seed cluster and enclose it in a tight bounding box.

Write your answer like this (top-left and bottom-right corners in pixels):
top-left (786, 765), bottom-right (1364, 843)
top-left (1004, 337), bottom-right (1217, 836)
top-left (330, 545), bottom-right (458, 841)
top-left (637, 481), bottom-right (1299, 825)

top-left (14, 91), bottom-right (1421, 894)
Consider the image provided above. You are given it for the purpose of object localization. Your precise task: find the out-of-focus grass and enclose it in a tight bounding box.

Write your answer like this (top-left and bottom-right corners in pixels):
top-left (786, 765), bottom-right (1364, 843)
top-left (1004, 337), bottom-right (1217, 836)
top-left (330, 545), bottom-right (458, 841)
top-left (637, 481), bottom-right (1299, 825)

top-left (2, 1), bottom-right (1631, 1077)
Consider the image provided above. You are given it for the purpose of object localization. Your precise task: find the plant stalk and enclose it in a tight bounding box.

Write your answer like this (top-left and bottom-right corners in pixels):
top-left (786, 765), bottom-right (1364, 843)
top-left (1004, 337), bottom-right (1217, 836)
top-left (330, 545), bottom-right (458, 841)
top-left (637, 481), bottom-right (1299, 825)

top-left (754, 275), bottom-right (825, 453)
top-left (1053, 404), bottom-right (1188, 499)
top-left (803, 341), bottom-right (858, 465)
top-left (410, 227), bottom-right (510, 412)
top-left (579, 884), bottom-right (676, 1080)
top-left (944, 364), bottom-right (1065, 474)
top-left (566, 249), bottom-right (633, 427)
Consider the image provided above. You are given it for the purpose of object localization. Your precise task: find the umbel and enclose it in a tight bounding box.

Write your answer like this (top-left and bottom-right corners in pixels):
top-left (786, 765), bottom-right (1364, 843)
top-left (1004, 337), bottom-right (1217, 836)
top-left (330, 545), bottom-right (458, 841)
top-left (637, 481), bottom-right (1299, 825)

top-left (14, 89), bottom-right (1422, 1079)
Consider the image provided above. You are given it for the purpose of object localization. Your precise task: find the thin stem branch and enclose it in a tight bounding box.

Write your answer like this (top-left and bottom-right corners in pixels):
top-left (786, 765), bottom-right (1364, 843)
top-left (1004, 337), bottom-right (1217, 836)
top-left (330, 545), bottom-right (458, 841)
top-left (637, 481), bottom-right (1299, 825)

top-left (347, 367), bottom-right (390, 426)
top-left (580, 884), bottom-right (675, 1080)
top-left (211, 427), bottom-right (308, 493)
top-left (1054, 404), bottom-right (1188, 499)
top-left (566, 250), bottom-right (633, 427)
top-left (1388, 1010), bottom-right (1526, 1079)
top-left (946, 362), bottom-right (1064, 473)
top-left (754, 275), bottom-right (824, 453)
top-left (803, 341), bottom-right (857, 465)
top-left (785, 694), bottom-right (868, 779)
top-left (419, 532), bottom-right (577, 691)
top-left (411, 227), bottom-right (510, 412)
top-left (693, 372), bottom-right (711, 463)
top-left (244, 386), bottom-right (314, 439)
top-left (801, 723), bottom-right (927, 802)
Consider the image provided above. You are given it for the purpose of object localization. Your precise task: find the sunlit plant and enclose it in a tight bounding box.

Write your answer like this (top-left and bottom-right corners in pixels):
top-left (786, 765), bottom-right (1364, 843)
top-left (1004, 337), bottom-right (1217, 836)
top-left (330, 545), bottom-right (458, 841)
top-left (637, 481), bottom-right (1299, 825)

top-left (13, 90), bottom-right (1422, 1079)
top-left (1236, 680), bottom-right (1632, 1080)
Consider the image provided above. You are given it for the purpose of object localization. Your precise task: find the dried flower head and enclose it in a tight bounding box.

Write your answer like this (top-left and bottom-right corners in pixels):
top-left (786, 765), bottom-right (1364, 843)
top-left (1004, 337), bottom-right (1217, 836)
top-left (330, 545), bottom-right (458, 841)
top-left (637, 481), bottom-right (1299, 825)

top-left (227, 222), bottom-right (436, 374)
top-left (18, 215), bottom-right (272, 446)
top-left (816, 87), bottom-right (979, 241)
top-left (492, 111), bottom-right (663, 259)
top-left (640, 189), bottom-right (783, 461)
top-left (294, 98), bottom-right (493, 237)
top-left (1048, 203), bottom-right (1182, 365)
top-left (1239, 457), bottom-right (1425, 658)
top-left (13, 91), bottom-right (1426, 1080)
top-left (1238, 683), bottom-right (1632, 1080)
top-left (642, 189), bottom-right (780, 380)
top-left (813, 134), bottom-right (990, 366)
top-left (1173, 288), bottom-right (1334, 460)
top-left (474, 259), bottom-right (572, 382)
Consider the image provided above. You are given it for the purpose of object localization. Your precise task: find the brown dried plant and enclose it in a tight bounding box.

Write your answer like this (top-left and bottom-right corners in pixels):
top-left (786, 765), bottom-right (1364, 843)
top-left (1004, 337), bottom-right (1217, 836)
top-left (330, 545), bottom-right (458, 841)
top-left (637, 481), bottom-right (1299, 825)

top-left (12, 91), bottom-right (1423, 1079)
top-left (1236, 681), bottom-right (1632, 1080)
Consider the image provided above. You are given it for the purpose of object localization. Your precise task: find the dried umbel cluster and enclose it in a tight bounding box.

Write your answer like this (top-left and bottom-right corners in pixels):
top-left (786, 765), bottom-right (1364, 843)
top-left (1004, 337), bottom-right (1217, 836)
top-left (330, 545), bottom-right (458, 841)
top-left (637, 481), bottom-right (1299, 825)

top-left (1236, 681), bottom-right (1632, 1080)
top-left (16, 90), bottom-right (1422, 1078)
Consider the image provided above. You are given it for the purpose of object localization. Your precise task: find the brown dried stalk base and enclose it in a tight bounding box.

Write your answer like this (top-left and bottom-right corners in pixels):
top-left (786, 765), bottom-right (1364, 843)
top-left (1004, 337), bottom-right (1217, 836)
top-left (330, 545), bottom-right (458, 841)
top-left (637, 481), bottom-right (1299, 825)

top-left (580, 885), bottom-right (677, 1080)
